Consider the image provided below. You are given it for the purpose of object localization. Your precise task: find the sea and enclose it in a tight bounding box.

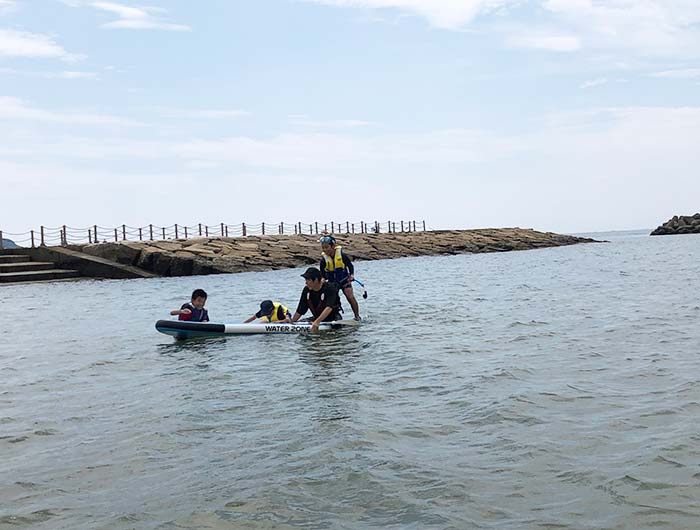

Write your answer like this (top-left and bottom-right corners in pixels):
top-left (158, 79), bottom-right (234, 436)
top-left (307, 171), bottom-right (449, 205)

top-left (2, 229), bottom-right (699, 530)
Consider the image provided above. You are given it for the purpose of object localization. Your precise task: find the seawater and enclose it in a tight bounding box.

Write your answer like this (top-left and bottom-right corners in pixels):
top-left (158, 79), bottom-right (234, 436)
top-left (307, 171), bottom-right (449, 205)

top-left (2, 230), bottom-right (699, 530)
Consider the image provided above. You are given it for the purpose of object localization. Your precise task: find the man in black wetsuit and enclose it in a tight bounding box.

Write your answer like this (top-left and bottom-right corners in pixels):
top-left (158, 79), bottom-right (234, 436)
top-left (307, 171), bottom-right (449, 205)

top-left (290, 267), bottom-right (342, 332)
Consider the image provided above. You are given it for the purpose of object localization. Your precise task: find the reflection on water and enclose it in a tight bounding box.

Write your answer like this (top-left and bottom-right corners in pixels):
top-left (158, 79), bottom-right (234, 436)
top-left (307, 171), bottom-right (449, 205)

top-left (2, 231), bottom-right (700, 529)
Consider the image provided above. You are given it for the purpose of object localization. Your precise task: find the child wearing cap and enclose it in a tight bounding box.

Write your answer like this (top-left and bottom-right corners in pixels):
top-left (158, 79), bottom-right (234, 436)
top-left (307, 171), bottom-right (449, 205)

top-left (244, 300), bottom-right (292, 323)
top-left (170, 289), bottom-right (210, 322)
top-left (319, 235), bottom-right (361, 320)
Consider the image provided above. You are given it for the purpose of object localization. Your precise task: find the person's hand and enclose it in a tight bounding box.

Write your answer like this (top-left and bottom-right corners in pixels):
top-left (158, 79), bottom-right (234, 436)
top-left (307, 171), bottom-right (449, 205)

top-left (311, 321), bottom-right (320, 332)
top-left (281, 318), bottom-right (292, 323)
top-left (348, 274), bottom-right (354, 282)
top-left (180, 308), bottom-right (192, 315)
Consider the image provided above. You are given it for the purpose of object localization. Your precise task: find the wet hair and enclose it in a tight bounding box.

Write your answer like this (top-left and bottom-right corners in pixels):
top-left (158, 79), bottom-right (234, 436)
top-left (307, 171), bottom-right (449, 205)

top-left (191, 289), bottom-right (208, 300)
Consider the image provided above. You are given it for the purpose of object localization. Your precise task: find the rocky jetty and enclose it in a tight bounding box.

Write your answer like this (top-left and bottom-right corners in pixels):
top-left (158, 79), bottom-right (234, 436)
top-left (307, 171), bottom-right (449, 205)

top-left (651, 214), bottom-right (700, 236)
top-left (68, 228), bottom-right (597, 277)
top-left (1, 238), bottom-right (18, 249)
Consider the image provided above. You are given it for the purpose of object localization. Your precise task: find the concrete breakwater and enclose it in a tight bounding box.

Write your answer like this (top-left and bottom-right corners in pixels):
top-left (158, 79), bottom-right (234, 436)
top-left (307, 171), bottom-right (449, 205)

top-left (69, 228), bottom-right (597, 277)
top-left (651, 214), bottom-right (700, 236)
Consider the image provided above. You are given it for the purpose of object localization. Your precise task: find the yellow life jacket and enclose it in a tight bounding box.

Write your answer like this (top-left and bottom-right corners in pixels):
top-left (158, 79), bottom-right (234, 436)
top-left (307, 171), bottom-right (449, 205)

top-left (261, 302), bottom-right (290, 322)
top-left (322, 246), bottom-right (345, 272)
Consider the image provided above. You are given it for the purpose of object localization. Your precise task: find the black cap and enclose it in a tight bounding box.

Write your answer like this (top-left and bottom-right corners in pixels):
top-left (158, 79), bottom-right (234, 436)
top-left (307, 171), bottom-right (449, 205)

top-left (260, 300), bottom-right (274, 316)
top-left (301, 267), bottom-right (322, 280)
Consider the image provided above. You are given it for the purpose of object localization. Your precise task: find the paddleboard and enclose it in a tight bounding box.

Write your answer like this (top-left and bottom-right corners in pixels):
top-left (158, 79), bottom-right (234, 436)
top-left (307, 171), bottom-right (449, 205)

top-left (155, 319), bottom-right (359, 339)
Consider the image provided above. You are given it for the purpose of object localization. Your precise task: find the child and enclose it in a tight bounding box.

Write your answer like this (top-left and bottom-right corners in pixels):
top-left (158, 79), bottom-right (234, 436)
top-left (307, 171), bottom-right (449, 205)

top-left (244, 300), bottom-right (292, 323)
top-left (319, 235), bottom-right (361, 320)
top-left (170, 289), bottom-right (209, 322)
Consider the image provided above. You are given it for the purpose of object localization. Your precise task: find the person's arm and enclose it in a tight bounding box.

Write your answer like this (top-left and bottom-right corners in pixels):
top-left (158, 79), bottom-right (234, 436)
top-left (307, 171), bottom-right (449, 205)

top-left (170, 303), bottom-right (192, 316)
top-left (319, 258), bottom-right (328, 280)
top-left (311, 307), bottom-right (333, 332)
top-left (201, 309), bottom-right (209, 322)
top-left (277, 306), bottom-right (292, 323)
top-left (292, 290), bottom-right (308, 322)
top-left (291, 312), bottom-right (302, 323)
top-left (244, 314), bottom-right (257, 323)
top-left (342, 252), bottom-right (354, 277)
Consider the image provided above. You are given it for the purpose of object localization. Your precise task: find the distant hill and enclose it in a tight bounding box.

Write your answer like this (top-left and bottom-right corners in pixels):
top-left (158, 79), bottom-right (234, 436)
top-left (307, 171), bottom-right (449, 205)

top-left (1, 238), bottom-right (19, 249)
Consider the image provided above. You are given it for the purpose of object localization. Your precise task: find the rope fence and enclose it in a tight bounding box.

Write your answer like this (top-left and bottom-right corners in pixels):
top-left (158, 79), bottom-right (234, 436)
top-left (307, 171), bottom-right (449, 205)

top-left (0, 220), bottom-right (427, 249)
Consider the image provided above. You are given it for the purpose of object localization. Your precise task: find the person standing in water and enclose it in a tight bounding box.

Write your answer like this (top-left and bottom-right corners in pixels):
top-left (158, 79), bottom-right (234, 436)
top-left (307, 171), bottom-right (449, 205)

top-left (319, 235), bottom-right (361, 321)
top-left (290, 267), bottom-right (343, 332)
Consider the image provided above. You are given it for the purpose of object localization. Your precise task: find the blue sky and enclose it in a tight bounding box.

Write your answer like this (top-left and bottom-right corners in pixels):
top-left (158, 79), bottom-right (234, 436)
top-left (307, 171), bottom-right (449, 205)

top-left (1, 0), bottom-right (699, 234)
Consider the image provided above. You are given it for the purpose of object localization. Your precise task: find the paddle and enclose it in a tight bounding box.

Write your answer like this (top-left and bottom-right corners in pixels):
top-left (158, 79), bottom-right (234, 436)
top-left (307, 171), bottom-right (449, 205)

top-left (353, 278), bottom-right (368, 299)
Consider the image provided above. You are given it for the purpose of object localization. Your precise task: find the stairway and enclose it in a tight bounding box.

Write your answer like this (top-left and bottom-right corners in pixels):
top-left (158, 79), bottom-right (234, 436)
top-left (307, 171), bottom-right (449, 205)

top-left (0, 251), bottom-right (81, 283)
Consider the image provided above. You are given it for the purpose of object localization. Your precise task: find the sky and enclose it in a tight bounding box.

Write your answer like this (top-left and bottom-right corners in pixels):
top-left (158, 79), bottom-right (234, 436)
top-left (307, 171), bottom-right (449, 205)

top-left (1, 0), bottom-right (699, 235)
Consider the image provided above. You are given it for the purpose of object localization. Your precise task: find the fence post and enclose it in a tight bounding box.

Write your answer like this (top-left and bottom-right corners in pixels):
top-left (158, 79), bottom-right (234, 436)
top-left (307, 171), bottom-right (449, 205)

top-left (375, 221), bottom-right (379, 233)
top-left (331, 222), bottom-right (334, 233)
top-left (175, 224), bottom-right (179, 239)
top-left (88, 230), bottom-right (92, 244)
top-left (30, 230), bottom-right (35, 248)
top-left (360, 221), bottom-right (364, 234)
top-left (0, 231), bottom-right (3, 249)
top-left (423, 220), bottom-right (426, 231)
top-left (309, 224), bottom-right (312, 235)
top-left (63, 225), bottom-right (67, 245)
top-left (139, 228), bottom-right (143, 241)
top-left (401, 221), bottom-right (404, 232)
top-left (114, 228), bottom-right (118, 242)
top-left (198, 223), bottom-right (202, 236)
top-left (324, 223), bottom-right (328, 233)
top-left (162, 227), bottom-right (166, 239)
top-left (94, 225), bottom-right (98, 243)
top-left (315, 222), bottom-right (318, 234)
top-left (393, 222), bottom-right (396, 233)
top-left (184, 226), bottom-right (188, 239)
top-left (40, 226), bottom-right (45, 246)
top-left (352, 223), bottom-right (355, 234)
top-left (281, 222), bottom-right (284, 235)
top-left (221, 223), bottom-right (224, 236)
top-left (149, 224), bottom-right (154, 240)
top-left (121, 224), bottom-right (125, 240)
top-left (205, 226), bottom-right (209, 237)
top-left (225, 226), bottom-right (229, 237)
top-left (242, 223), bottom-right (247, 236)
top-left (262, 222), bottom-right (265, 235)
top-left (298, 221), bottom-right (302, 234)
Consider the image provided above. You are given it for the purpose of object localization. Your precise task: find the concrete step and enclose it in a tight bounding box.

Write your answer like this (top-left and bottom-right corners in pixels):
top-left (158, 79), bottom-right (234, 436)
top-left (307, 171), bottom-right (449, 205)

top-left (0, 269), bottom-right (81, 283)
top-left (0, 254), bottom-right (31, 263)
top-left (0, 262), bottom-right (56, 273)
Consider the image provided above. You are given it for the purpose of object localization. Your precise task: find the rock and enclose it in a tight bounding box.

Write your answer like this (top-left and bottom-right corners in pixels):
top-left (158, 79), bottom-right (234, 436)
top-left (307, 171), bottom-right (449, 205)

top-left (651, 214), bottom-right (700, 236)
top-left (1, 238), bottom-right (18, 249)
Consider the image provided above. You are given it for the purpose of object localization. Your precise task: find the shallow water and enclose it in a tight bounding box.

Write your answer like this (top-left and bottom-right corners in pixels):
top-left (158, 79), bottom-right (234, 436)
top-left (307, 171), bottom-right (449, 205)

top-left (2, 230), bottom-right (699, 530)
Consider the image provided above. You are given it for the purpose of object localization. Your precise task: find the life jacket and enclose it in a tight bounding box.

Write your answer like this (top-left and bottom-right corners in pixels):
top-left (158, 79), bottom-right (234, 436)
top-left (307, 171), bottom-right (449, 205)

top-left (261, 302), bottom-right (290, 322)
top-left (179, 303), bottom-right (208, 322)
top-left (306, 286), bottom-right (341, 319)
top-left (322, 246), bottom-right (349, 284)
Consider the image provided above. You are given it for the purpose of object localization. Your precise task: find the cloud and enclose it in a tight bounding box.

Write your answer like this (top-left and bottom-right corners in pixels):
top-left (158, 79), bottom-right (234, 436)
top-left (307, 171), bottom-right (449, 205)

top-left (0, 67), bottom-right (99, 79)
top-left (0, 0), bottom-right (17, 15)
top-left (580, 78), bottom-right (608, 89)
top-left (0, 29), bottom-right (83, 61)
top-left (159, 109), bottom-right (249, 120)
top-left (650, 68), bottom-right (700, 79)
top-left (91, 1), bottom-right (190, 31)
top-left (0, 96), bottom-right (141, 125)
top-left (507, 32), bottom-right (580, 52)
top-left (303, 0), bottom-right (517, 29)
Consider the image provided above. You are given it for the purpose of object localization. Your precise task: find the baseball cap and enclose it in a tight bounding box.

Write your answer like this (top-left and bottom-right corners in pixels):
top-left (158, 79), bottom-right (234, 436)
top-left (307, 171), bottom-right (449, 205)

top-left (260, 300), bottom-right (274, 316)
top-left (301, 267), bottom-right (322, 280)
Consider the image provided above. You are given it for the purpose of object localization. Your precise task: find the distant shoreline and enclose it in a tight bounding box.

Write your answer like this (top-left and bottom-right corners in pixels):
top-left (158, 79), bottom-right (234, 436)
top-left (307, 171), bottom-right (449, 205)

top-left (67, 228), bottom-right (599, 278)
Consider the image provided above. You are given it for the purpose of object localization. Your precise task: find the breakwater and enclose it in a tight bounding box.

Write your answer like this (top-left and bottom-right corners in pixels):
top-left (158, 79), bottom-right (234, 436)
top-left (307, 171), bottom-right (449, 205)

top-left (651, 214), bottom-right (700, 235)
top-left (70, 228), bottom-right (597, 277)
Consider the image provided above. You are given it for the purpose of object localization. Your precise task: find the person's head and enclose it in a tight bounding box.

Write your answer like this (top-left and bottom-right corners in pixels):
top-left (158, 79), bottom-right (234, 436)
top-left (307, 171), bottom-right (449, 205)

top-left (301, 267), bottom-right (323, 290)
top-left (259, 299), bottom-right (274, 316)
top-left (191, 288), bottom-right (208, 309)
top-left (319, 235), bottom-right (336, 254)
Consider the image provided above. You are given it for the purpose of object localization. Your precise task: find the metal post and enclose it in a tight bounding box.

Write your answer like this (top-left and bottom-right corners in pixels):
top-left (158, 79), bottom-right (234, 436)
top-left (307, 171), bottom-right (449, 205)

top-left (331, 222), bottom-right (334, 233)
top-left (88, 230), bottom-right (92, 244)
top-left (360, 221), bottom-right (364, 233)
top-left (242, 223), bottom-right (247, 236)
top-left (352, 223), bottom-right (355, 234)
top-left (139, 228), bottom-right (143, 240)
top-left (221, 223), bottom-right (224, 236)
top-left (225, 226), bottom-right (229, 237)
top-left (63, 225), bottom-right (67, 245)
top-left (198, 223), bottom-right (202, 236)
top-left (324, 223), bottom-right (328, 233)
top-left (401, 221), bottom-right (404, 232)
top-left (413, 221), bottom-right (417, 231)
top-left (294, 224), bottom-right (297, 235)
top-left (281, 222), bottom-right (284, 235)
top-left (149, 224), bottom-right (154, 240)
top-left (162, 227), bottom-right (166, 239)
top-left (375, 221), bottom-right (379, 233)
top-left (175, 224), bottom-right (179, 239)
top-left (205, 226), bottom-right (209, 237)
top-left (309, 224), bottom-right (312, 235)
top-left (315, 222), bottom-right (318, 234)
top-left (262, 222), bottom-right (265, 235)
top-left (40, 226), bottom-right (45, 246)
top-left (31, 230), bottom-right (35, 248)
top-left (0, 231), bottom-right (3, 249)
top-left (114, 228), bottom-right (118, 242)
top-left (121, 224), bottom-right (125, 240)
top-left (423, 220), bottom-right (426, 231)
top-left (184, 226), bottom-right (188, 239)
